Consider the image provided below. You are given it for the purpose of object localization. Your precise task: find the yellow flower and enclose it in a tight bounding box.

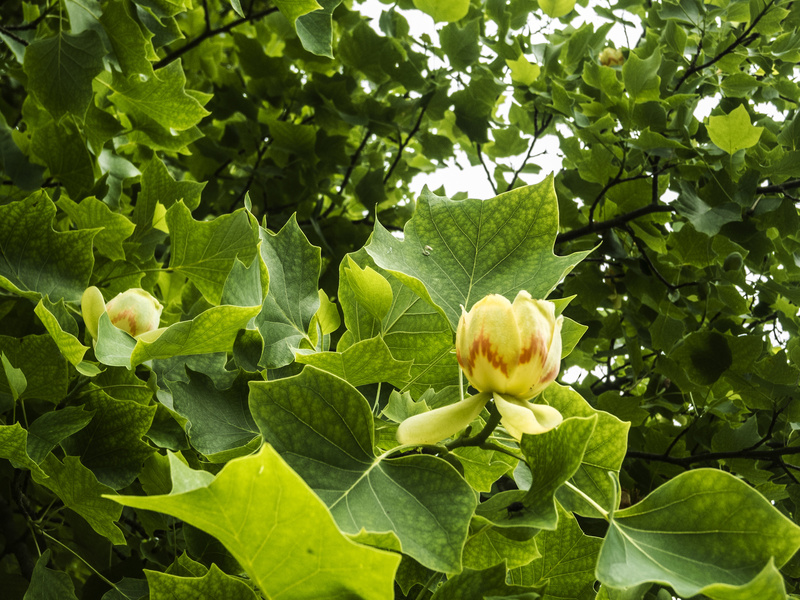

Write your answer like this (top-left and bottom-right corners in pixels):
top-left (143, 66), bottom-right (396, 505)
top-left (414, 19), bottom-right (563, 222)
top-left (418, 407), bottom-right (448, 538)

top-left (599, 47), bottom-right (625, 66)
top-left (396, 291), bottom-right (564, 446)
top-left (82, 286), bottom-right (164, 341)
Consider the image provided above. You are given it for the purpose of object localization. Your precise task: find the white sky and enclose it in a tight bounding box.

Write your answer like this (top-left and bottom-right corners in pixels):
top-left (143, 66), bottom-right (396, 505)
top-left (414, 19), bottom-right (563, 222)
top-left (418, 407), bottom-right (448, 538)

top-left (356, 1), bottom-right (643, 200)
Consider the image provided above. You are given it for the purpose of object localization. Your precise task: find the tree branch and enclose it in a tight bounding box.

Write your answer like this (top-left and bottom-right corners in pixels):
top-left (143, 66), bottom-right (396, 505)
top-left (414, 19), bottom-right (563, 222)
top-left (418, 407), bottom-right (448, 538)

top-left (476, 144), bottom-right (498, 195)
top-left (626, 444), bottom-right (800, 467)
top-left (0, 26), bottom-right (30, 46)
top-left (338, 129), bottom-right (371, 195)
top-left (154, 7), bottom-right (278, 70)
top-left (384, 97), bottom-right (430, 184)
top-left (674, 1), bottom-right (773, 91)
top-left (505, 112), bottom-right (553, 192)
top-left (556, 204), bottom-right (675, 244)
top-left (758, 179), bottom-right (800, 195)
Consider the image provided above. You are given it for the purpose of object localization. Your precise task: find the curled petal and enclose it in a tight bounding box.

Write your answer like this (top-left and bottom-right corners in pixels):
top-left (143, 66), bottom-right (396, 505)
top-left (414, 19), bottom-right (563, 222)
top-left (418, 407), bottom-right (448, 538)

top-left (81, 286), bottom-right (106, 341)
top-left (397, 392), bottom-right (490, 446)
top-left (526, 315), bottom-right (564, 399)
top-left (493, 392), bottom-right (563, 439)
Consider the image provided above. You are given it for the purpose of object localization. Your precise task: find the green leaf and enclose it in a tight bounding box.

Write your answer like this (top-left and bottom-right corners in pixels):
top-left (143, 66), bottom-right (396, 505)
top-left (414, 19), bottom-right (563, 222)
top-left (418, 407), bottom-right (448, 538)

top-left (545, 384), bottom-right (630, 518)
top-left (596, 469), bottom-right (800, 598)
top-left (166, 452), bottom-right (215, 494)
top-left (99, 0), bottom-right (156, 77)
top-left (27, 406), bottom-right (95, 463)
top-left (413, 0), bottom-right (469, 22)
top-left (622, 50), bottom-right (662, 103)
top-left (0, 335), bottom-right (68, 404)
top-left (249, 366), bottom-right (477, 572)
top-left (441, 19), bottom-right (481, 72)
top-left (0, 192), bottom-right (96, 302)
top-left (463, 516), bottom-right (541, 570)
top-left (96, 304), bottom-right (260, 367)
top-left (272, 0), bottom-right (323, 25)
top-left (30, 118), bottom-right (95, 198)
top-left (110, 445), bottom-right (400, 600)
top-left (539, 0), bottom-right (576, 18)
top-left (167, 202), bottom-right (258, 305)
top-left (34, 298), bottom-right (93, 371)
top-left (0, 423), bottom-right (49, 478)
top-left (57, 196), bottom-right (135, 261)
top-left (431, 562), bottom-right (545, 599)
top-left (296, 336), bottom-right (413, 387)
top-left (145, 565), bottom-right (258, 600)
top-left (506, 55), bottom-right (541, 86)
top-left (452, 445), bottom-right (513, 493)
top-left (343, 255), bottom-right (393, 321)
top-left (1, 352), bottom-right (27, 402)
top-left (254, 216), bottom-right (321, 368)
top-left (295, 0), bottom-right (343, 58)
top-left (707, 105), bottom-right (764, 154)
top-left (132, 158), bottom-right (205, 243)
top-left (365, 178), bottom-right (590, 330)
top-left (508, 504), bottom-right (603, 600)
top-left (106, 62), bottom-right (210, 132)
top-left (0, 112), bottom-right (44, 190)
top-left (220, 254), bottom-right (268, 309)
top-left (25, 550), bottom-right (79, 600)
top-left (169, 370), bottom-right (259, 457)
top-left (23, 30), bottom-right (106, 119)
top-left (35, 453), bottom-right (126, 544)
top-left (475, 415), bottom-right (597, 530)
top-left (61, 389), bottom-right (157, 489)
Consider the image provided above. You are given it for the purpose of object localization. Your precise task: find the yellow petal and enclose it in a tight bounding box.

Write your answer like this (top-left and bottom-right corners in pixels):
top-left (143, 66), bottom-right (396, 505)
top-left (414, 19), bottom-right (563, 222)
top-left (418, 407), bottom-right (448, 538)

top-left (459, 295), bottom-right (521, 394)
top-left (81, 286), bottom-right (106, 341)
top-left (494, 392), bottom-right (563, 439)
top-left (396, 392), bottom-right (490, 446)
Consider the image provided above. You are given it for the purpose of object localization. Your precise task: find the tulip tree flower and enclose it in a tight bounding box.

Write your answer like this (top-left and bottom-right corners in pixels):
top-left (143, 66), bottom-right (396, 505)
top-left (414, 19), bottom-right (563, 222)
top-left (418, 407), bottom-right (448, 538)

top-left (82, 286), bottom-right (165, 341)
top-left (397, 291), bottom-right (563, 446)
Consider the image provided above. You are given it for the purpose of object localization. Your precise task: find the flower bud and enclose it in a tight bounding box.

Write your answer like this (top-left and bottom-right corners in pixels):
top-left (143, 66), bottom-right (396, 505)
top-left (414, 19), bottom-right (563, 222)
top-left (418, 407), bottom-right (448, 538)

top-left (456, 291), bottom-right (563, 402)
top-left (82, 286), bottom-right (163, 340)
top-left (599, 47), bottom-right (625, 66)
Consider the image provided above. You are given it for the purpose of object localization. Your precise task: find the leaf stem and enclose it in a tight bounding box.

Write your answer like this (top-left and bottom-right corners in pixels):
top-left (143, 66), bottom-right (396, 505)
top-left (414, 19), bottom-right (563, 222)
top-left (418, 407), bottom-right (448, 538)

top-left (40, 530), bottom-right (118, 590)
top-left (564, 481), bottom-right (610, 520)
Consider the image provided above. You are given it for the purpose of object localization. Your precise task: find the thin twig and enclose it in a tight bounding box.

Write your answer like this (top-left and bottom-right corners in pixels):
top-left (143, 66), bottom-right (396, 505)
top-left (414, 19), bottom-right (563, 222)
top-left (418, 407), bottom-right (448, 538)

top-left (626, 444), bottom-right (800, 467)
top-left (339, 129), bottom-right (371, 194)
top-left (384, 98), bottom-right (430, 184)
top-left (154, 8), bottom-right (278, 69)
top-left (475, 144), bottom-right (498, 195)
top-left (557, 204), bottom-right (675, 244)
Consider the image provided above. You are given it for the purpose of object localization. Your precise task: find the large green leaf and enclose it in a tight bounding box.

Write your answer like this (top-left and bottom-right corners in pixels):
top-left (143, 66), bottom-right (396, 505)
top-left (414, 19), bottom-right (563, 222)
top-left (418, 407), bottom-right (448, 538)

top-left (254, 216), bottom-right (321, 368)
top-left (30, 118), bottom-right (95, 198)
top-left (146, 565), bottom-right (258, 600)
top-left (57, 196), bottom-right (136, 261)
top-left (0, 335), bottom-right (68, 404)
top-left (169, 370), bottom-right (259, 457)
top-left (25, 550), bottom-right (80, 600)
top-left (412, 0), bottom-right (469, 22)
top-left (338, 250), bottom-right (459, 395)
top-left (596, 469), bottom-right (800, 598)
top-left (707, 105), bottom-right (764, 154)
top-left (34, 298), bottom-right (99, 376)
top-left (462, 516), bottom-right (541, 570)
top-left (0, 192), bottom-right (96, 302)
top-left (27, 406), bottom-right (95, 463)
top-left (166, 202), bottom-right (258, 304)
top-left (476, 415), bottom-right (597, 530)
top-left (539, 0), bottom-right (576, 18)
top-left (431, 562), bottom-right (545, 599)
top-left (110, 445), bottom-right (400, 600)
top-left (509, 504), bottom-right (603, 600)
top-left (61, 389), bottom-right (157, 489)
top-left (132, 158), bottom-right (205, 243)
top-left (296, 336), bottom-right (413, 387)
top-left (106, 62), bottom-right (210, 132)
top-left (23, 30), bottom-right (106, 119)
top-left (545, 384), bottom-right (630, 518)
top-left (99, 0), bottom-right (156, 77)
top-left (249, 366), bottom-right (476, 573)
top-left (365, 178), bottom-right (589, 330)
top-left (295, 0), bottom-right (342, 58)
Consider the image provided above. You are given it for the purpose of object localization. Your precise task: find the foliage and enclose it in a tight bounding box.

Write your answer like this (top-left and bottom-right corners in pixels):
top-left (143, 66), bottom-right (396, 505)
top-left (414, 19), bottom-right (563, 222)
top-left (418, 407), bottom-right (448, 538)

top-left (2, 0), bottom-right (800, 598)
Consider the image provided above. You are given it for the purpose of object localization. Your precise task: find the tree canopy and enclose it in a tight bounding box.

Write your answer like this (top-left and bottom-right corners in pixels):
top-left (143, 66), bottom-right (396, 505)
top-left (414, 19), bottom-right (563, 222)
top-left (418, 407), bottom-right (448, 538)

top-left (2, 0), bottom-right (800, 598)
